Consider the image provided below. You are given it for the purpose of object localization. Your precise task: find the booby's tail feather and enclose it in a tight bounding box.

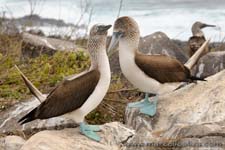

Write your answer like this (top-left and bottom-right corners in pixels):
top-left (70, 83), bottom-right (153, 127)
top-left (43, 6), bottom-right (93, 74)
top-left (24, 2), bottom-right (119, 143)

top-left (15, 65), bottom-right (45, 103)
top-left (184, 39), bottom-right (210, 70)
top-left (174, 76), bottom-right (206, 91)
top-left (189, 76), bottom-right (206, 81)
top-left (18, 108), bottom-right (37, 125)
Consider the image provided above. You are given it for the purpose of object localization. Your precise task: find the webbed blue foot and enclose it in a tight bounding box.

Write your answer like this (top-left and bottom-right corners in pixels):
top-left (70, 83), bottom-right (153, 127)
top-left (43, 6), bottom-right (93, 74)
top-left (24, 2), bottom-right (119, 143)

top-left (128, 93), bottom-right (158, 116)
top-left (80, 122), bottom-right (101, 142)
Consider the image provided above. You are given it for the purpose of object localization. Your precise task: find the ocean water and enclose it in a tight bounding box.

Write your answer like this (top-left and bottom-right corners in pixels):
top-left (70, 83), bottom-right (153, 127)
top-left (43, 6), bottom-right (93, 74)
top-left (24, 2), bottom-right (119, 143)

top-left (1, 0), bottom-right (225, 41)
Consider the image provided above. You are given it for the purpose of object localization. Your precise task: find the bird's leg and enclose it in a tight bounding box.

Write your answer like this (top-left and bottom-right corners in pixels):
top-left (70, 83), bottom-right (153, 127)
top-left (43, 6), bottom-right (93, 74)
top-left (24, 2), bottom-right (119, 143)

top-left (128, 93), bottom-right (150, 108)
top-left (140, 94), bottom-right (158, 116)
top-left (79, 122), bottom-right (101, 142)
top-left (128, 93), bottom-right (158, 116)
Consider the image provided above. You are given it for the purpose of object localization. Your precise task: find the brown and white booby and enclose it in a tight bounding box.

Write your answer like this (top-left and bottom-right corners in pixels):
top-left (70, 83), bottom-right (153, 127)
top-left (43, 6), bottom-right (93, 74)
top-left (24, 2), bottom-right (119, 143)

top-left (108, 16), bottom-right (209, 116)
top-left (188, 21), bottom-right (215, 57)
top-left (17, 24), bottom-right (112, 142)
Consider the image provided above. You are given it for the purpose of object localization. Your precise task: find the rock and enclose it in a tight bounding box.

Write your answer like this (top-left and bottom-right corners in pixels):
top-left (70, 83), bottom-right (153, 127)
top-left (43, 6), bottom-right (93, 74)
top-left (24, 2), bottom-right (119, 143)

top-left (21, 32), bottom-right (78, 58)
top-left (125, 70), bottom-right (225, 149)
top-left (172, 40), bottom-right (189, 56)
top-left (139, 32), bottom-right (188, 64)
top-left (28, 29), bottom-right (45, 36)
top-left (0, 135), bottom-right (26, 150)
top-left (195, 51), bottom-right (225, 78)
top-left (0, 97), bottom-right (77, 136)
top-left (20, 122), bottom-right (134, 150)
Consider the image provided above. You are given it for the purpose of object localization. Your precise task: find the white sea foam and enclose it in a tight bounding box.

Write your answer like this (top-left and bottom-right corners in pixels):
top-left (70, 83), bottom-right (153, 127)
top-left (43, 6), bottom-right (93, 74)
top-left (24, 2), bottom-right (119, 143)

top-left (0, 0), bottom-right (225, 41)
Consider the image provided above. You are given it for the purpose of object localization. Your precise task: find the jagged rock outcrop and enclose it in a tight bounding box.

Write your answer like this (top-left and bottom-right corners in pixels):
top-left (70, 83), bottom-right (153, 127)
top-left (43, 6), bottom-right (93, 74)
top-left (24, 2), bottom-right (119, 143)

top-left (125, 70), bottom-right (225, 149)
top-left (20, 122), bottom-right (134, 150)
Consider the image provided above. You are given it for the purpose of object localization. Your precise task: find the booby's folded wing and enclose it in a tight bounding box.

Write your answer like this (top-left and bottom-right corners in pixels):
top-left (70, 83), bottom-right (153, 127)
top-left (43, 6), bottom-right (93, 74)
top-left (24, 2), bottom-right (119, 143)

top-left (188, 36), bottom-right (207, 56)
top-left (18, 69), bottom-right (100, 124)
top-left (135, 53), bottom-right (190, 83)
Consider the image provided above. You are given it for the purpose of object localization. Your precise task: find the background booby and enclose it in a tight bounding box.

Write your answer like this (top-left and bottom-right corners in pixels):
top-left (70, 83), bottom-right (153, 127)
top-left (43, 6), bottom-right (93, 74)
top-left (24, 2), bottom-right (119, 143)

top-left (17, 24), bottom-right (112, 142)
top-left (188, 21), bottom-right (215, 57)
top-left (108, 16), bottom-right (208, 117)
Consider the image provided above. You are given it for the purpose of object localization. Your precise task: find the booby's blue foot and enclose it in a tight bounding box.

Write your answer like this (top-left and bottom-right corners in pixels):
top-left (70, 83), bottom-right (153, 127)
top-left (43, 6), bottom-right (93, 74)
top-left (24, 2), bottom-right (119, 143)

top-left (128, 93), bottom-right (151, 108)
top-left (140, 99), bottom-right (157, 116)
top-left (128, 93), bottom-right (158, 117)
top-left (80, 122), bottom-right (101, 142)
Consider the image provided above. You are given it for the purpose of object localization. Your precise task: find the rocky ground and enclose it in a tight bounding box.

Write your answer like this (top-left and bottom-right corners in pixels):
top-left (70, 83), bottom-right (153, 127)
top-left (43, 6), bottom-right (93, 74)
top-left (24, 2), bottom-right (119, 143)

top-left (1, 21), bottom-right (225, 149)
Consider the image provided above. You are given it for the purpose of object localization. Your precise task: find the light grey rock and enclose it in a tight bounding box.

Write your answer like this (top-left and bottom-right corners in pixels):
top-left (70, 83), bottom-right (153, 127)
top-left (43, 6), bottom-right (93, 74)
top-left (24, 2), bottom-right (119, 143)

top-left (125, 70), bottom-right (225, 150)
top-left (0, 97), bottom-right (77, 136)
top-left (139, 32), bottom-right (188, 64)
top-left (21, 32), bottom-right (78, 58)
top-left (21, 122), bottom-right (135, 150)
top-left (0, 135), bottom-right (26, 150)
top-left (195, 51), bottom-right (225, 78)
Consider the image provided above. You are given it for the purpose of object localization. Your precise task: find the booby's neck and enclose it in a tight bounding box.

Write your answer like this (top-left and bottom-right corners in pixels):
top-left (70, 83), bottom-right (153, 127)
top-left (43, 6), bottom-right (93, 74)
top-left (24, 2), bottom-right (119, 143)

top-left (87, 36), bottom-right (108, 70)
top-left (119, 35), bottom-right (140, 57)
top-left (192, 27), bottom-right (204, 37)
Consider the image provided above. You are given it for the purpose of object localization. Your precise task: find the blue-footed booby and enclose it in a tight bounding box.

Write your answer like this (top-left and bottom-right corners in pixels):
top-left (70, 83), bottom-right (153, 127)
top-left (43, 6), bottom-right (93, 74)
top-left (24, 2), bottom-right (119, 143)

top-left (188, 21), bottom-right (215, 57)
top-left (108, 16), bottom-right (209, 117)
top-left (17, 24), bottom-right (112, 142)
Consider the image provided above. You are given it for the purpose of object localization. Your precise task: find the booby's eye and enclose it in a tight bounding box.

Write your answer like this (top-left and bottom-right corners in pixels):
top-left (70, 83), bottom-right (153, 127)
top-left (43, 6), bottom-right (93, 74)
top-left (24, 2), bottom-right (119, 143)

top-left (117, 31), bottom-right (125, 37)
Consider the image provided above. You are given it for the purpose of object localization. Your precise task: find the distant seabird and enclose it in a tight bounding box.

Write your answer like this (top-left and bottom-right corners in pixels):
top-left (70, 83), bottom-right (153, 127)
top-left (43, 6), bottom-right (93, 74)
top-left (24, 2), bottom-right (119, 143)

top-left (108, 16), bottom-right (209, 116)
top-left (17, 24), bottom-right (112, 142)
top-left (188, 21), bottom-right (215, 57)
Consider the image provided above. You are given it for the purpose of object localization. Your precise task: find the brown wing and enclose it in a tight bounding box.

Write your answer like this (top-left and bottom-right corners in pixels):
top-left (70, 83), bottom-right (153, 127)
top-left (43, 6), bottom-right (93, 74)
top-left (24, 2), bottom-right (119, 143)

top-left (188, 36), bottom-right (207, 57)
top-left (135, 53), bottom-right (190, 83)
top-left (19, 69), bottom-right (100, 124)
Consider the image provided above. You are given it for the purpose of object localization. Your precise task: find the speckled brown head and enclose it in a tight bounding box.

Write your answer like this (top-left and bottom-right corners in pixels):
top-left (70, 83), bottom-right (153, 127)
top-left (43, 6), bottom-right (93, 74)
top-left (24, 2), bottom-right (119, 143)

top-left (87, 24), bottom-right (111, 67)
top-left (108, 16), bottom-right (140, 52)
top-left (113, 16), bottom-right (140, 38)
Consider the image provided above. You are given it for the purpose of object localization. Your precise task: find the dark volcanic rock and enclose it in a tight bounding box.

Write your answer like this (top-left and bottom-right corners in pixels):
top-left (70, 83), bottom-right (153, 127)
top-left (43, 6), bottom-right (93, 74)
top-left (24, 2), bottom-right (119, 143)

top-left (195, 51), bottom-right (225, 78)
top-left (139, 32), bottom-right (188, 64)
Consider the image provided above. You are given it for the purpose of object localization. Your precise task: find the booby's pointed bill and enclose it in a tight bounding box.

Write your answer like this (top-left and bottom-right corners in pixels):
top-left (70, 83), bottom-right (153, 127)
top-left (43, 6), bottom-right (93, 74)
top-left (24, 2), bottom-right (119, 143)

top-left (184, 39), bottom-right (210, 70)
top-left (15, 65), bottom-right (46, 103)
top-left (107, 32), bottom-right (123, 53)
top-left (98, 25), bottom-right (112, 32)
top-left (202, 24), bottom-right (216, 28)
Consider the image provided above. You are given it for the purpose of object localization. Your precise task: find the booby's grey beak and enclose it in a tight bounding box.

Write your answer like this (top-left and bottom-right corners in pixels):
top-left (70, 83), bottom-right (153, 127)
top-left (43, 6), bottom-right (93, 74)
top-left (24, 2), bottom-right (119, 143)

top-left (98, 25), bottom-right (112, 32)
top-left (107, 32), bottom-right (123, 53)
top-left (202, 24), bottom-right (216, 28)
